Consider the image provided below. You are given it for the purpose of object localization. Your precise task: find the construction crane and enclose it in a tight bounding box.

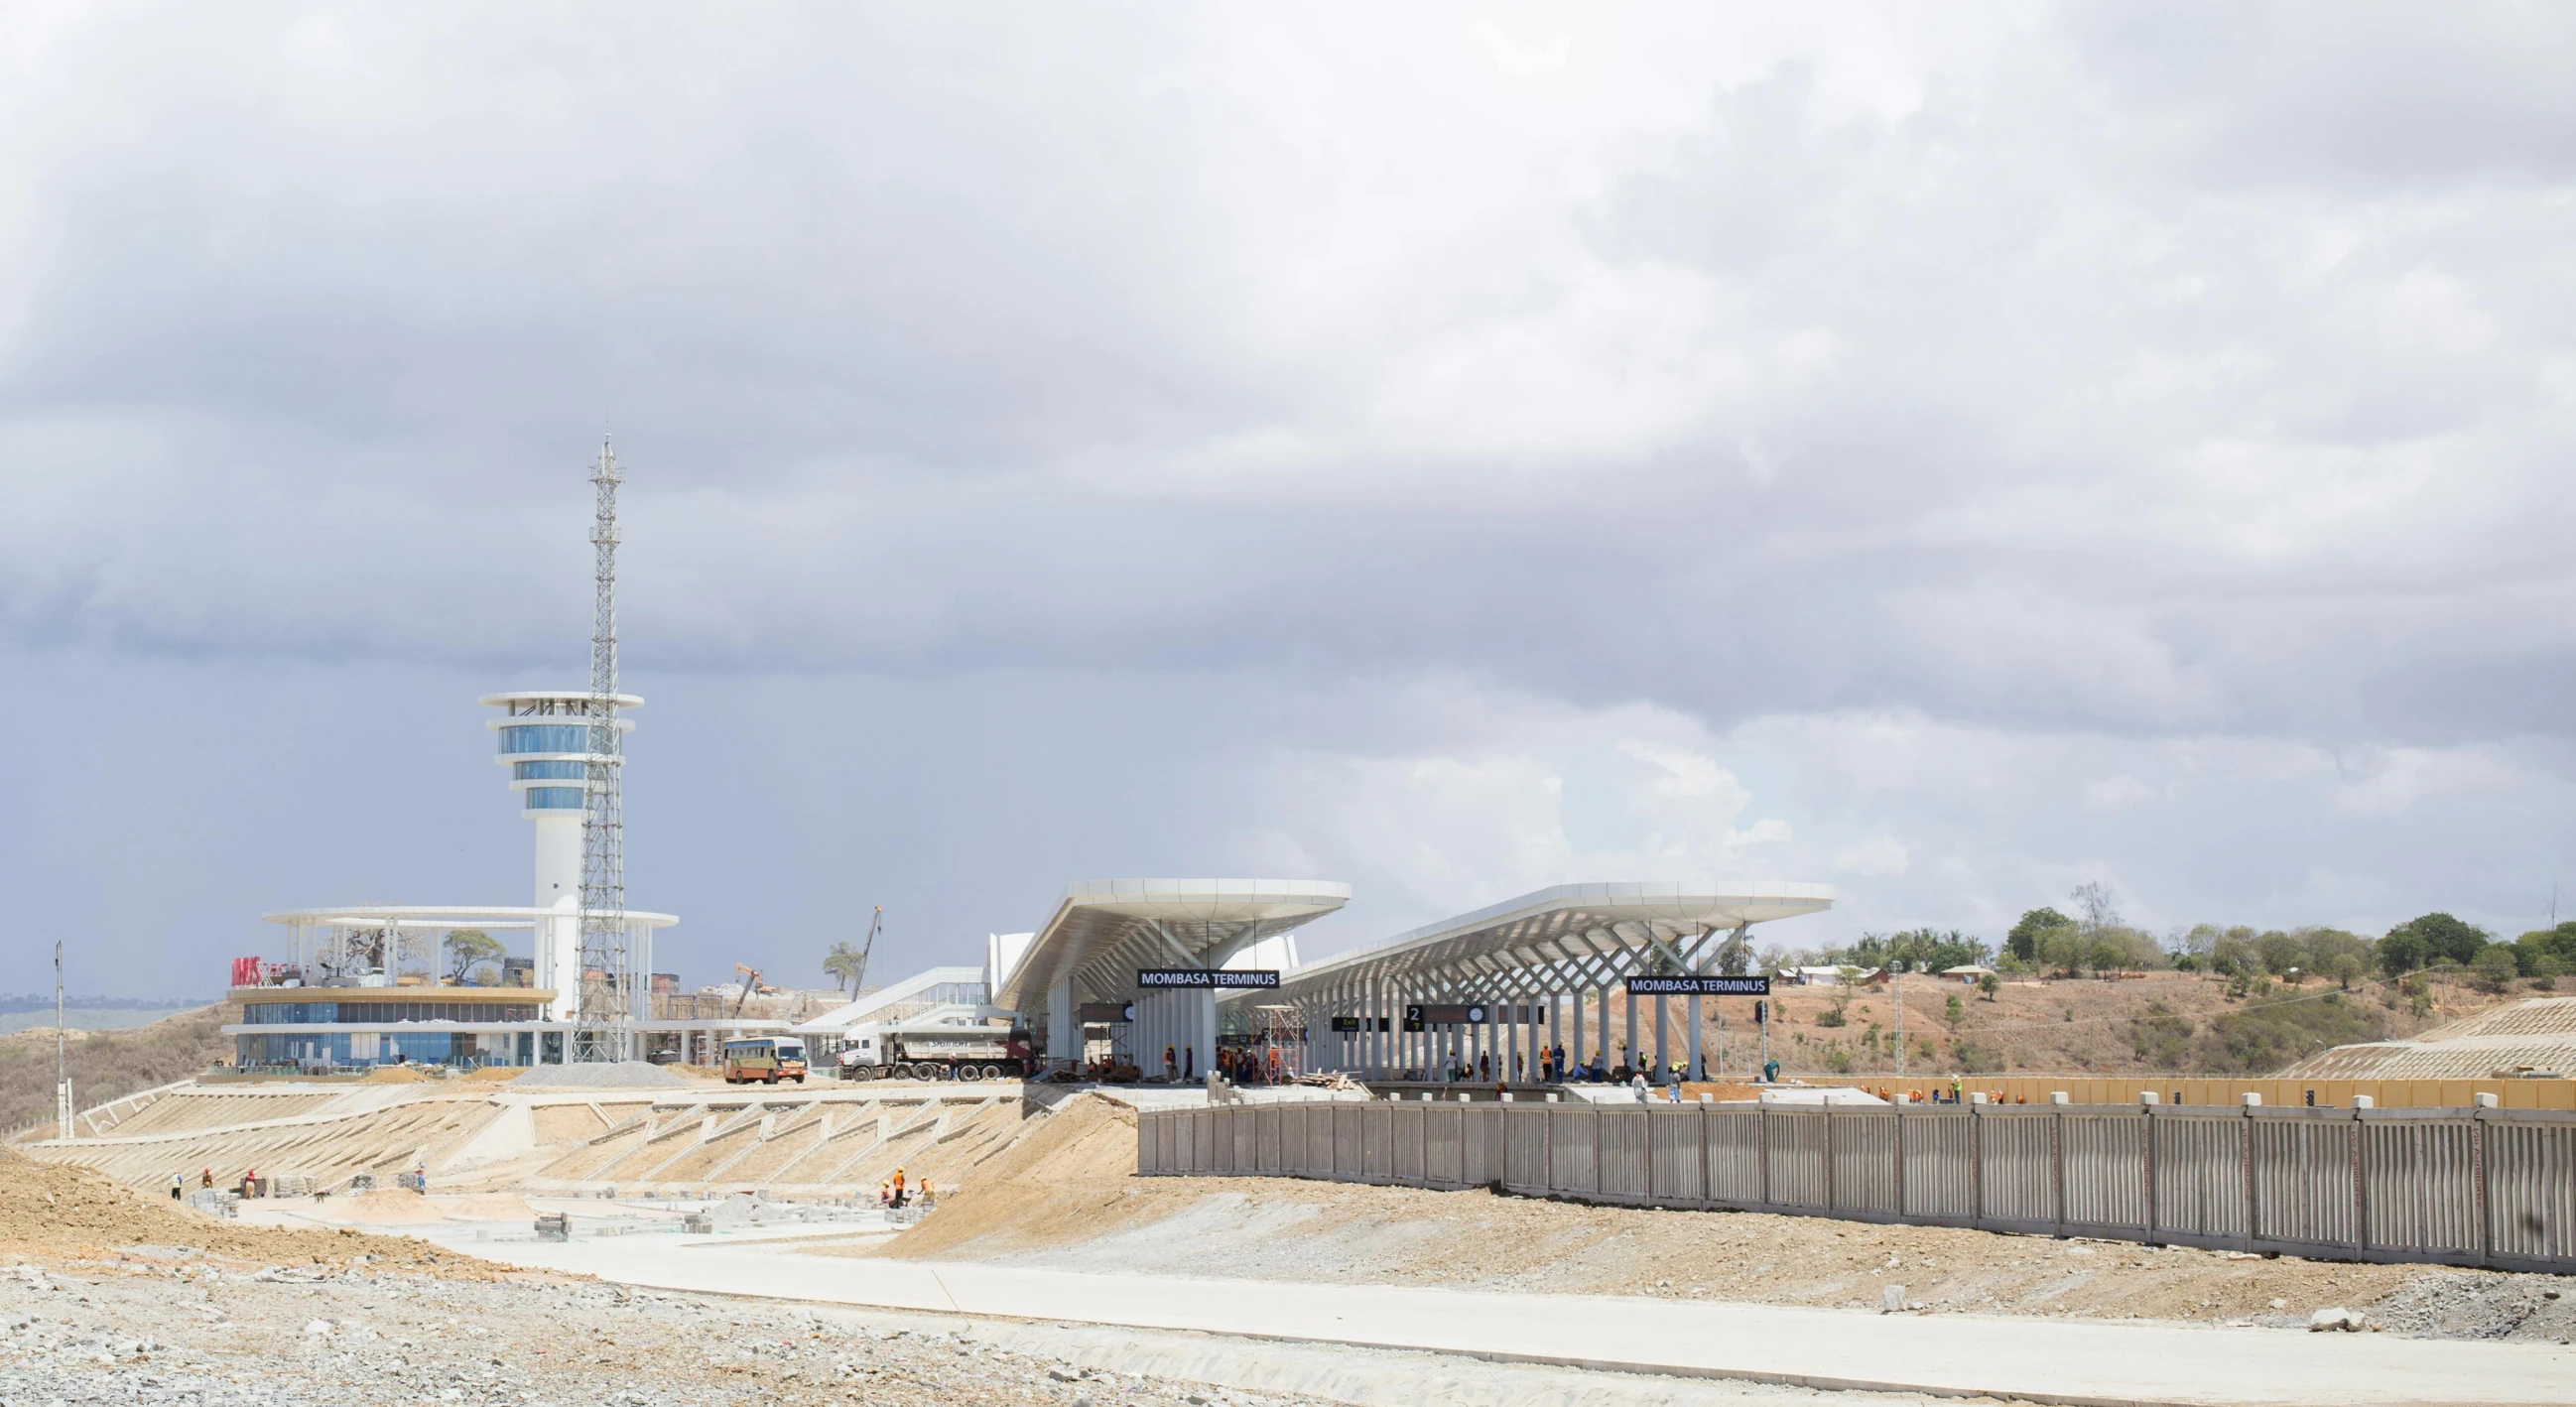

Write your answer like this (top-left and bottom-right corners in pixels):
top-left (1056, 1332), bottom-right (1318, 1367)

top-left (730, 963), bottom-right (767, 1017)
top-left (849, 907), bottom-right (883, 996)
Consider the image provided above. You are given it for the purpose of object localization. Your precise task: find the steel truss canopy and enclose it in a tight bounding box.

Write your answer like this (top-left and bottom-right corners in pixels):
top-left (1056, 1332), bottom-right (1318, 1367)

top-left (1246, 881), bottom-right (1836, 1001)
top-left (993, 879), bottom-right (1352, 1012)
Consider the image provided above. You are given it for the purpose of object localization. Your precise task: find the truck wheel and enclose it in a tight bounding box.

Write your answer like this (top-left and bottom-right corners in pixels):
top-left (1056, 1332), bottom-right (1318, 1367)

top-left (981, 1064), bottom-right (1002, 1081)
top-left (763, 1074), bottom-right (778, 1086)
top-left (960, 1065), bottom-right (981, 1083)
top-left (908, 1063), bottom-right (934, 1082)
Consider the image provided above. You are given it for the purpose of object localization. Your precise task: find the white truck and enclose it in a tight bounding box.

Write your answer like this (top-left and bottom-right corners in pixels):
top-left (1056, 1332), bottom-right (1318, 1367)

top-left (834, 1017), bottom-right (1031, 1082)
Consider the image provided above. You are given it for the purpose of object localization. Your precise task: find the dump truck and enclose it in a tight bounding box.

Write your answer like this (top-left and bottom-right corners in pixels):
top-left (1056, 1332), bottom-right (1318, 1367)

top-left (834, 1017), bottom-right (1031, 1082)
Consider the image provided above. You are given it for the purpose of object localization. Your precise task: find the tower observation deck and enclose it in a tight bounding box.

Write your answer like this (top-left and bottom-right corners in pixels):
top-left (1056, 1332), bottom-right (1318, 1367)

top-left (482, 689), bottom-right (642, 1022)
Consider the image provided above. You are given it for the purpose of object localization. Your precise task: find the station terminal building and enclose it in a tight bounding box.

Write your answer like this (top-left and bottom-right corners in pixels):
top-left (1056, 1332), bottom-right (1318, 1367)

top-left (228, 698), bottom-right (1832, 1078)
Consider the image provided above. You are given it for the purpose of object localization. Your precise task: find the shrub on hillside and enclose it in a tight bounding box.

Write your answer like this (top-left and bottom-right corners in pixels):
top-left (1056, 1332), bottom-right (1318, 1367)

top-left (2127, 1006), bottom-right (2195, 1070)
top-left (2192, 990), bottom-right (2385, 1074)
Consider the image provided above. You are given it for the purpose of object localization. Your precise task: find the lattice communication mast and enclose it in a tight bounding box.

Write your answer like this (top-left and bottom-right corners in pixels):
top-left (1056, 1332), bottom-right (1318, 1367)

top-left (574, 437), bottom-right (630, 1061)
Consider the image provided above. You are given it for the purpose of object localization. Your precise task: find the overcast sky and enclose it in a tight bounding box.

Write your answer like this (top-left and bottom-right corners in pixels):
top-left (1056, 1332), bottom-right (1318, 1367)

top-left (7, 4), bottom-right (2576, 997)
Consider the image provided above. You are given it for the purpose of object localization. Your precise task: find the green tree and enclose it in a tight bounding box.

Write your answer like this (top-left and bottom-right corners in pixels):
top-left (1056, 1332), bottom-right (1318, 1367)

top-left (2007, 907), bottom-right (2074, 962)
top-left (2378, 925), bottom-right (2427, 976)
top-left (822, 941), bottom-right (869, 994)
top-left (1977, 970), bottom-right (2002, 1001)
top-left (442, 929), bottom-right (504, 985)
top-left (2471, 945), bottom-right (2520, 992)
top-left (2387, 913), bottom-right (2487, 967)
top-left (1944, 993), bottom-right (1965, 1029)
top-left (2512, 924), bottom-right (2576, 975)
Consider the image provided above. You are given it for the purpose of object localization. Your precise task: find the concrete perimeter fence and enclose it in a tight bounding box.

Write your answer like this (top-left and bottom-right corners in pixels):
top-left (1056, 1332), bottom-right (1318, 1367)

top-left (1137, 1099), bottom-right (2576, 1274)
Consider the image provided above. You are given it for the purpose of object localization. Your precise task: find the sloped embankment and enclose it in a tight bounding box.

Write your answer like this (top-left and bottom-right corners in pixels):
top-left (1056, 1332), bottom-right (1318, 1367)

top-left (0, 1148), bottom-right (523, 1278)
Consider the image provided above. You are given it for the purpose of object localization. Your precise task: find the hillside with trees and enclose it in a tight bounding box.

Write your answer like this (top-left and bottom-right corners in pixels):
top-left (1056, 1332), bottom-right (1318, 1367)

top-left (1730, 887), bottom-right (2569, 1080)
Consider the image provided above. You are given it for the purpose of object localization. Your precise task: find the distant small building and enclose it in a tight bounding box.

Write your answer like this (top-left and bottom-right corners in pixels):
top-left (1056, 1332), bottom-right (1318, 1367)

top-left (1941, 964), bottom-right (1996, 983)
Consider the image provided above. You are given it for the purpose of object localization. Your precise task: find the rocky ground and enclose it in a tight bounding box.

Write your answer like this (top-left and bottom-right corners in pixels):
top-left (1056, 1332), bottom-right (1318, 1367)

top-left (0, 1254), bottom-right (1342, 1407)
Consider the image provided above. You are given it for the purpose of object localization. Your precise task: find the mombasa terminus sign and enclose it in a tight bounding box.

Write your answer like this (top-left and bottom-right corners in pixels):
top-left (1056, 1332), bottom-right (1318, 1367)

top-left (1135, 968), bottom-right (1281, 989)
top-left (1622, 974), bottom-right (1771, 996)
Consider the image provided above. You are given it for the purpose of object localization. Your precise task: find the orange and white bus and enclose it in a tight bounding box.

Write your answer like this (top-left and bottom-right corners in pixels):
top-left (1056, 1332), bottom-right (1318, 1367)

top-left (722, 1036), bottom-right (808, 1085)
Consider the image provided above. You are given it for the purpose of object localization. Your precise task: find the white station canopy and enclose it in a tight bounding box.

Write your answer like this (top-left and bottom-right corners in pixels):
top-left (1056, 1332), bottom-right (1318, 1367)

top-left (993, 878), bottom-right (1352, 1013)
top-left (1257, 880), bottom-right (1836, 999)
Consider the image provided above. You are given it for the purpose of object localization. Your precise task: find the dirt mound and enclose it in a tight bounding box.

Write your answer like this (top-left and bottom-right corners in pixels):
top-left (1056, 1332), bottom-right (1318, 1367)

top-left (362, 1065), bottom-right (434, 1083)
top-left (464, 1065), bottom-right (525, 1082)
top-left (0, 1149), bottom-right (526, 1278)
top-left (865, 1093), bottom-right (1137, 1260)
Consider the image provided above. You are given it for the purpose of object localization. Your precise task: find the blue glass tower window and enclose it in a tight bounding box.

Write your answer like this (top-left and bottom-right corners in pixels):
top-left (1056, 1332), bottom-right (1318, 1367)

top-left (512, 761), bottom-right (589, 781)
top-left (498, 723), bottom-right (593, 755)
top-left (525, 787), bottom-right (586, 810)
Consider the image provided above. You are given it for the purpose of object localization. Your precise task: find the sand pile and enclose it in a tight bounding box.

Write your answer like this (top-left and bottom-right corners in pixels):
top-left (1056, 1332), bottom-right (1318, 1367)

top-left (0, 1149), bottom-right (521, 1277)
top-left (861, 1092), bottom-right (1138, 1261)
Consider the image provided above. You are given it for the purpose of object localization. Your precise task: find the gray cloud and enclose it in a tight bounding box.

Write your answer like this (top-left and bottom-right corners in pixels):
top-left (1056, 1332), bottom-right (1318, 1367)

top-left (5, 5), bottom-right (2575, 991)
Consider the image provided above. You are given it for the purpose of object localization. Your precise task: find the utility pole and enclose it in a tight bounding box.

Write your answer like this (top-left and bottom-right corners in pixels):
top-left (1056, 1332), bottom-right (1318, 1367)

top-left (55, 940), bottom-right (71, 1142)
top-left (1893, 960), bottom-right (1905, 1080)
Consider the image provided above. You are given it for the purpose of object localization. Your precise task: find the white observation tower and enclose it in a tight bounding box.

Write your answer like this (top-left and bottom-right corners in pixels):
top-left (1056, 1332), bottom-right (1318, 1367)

top-left (480, 689), bottom-right (640, 1022)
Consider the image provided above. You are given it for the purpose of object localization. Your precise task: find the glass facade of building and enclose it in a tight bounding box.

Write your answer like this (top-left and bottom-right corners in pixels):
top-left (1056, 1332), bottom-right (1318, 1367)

top-left (525, 787), bottom-right (585, 811)
top-left (241, 1000), bottom-right (541, 1025)
top-left (497, 723), bottom-right (593, 755)
top-left (234, 1032), bottom-right (533, 1069)
top-left (511, 760), bottom-right (589, 782)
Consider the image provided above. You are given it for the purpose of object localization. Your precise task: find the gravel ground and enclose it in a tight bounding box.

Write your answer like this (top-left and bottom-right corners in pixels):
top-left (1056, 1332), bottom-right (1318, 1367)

top-left (0, 1250), bottom-right (1940, 1407)
top-left (0, 1252), bottom-right (1301, 1407)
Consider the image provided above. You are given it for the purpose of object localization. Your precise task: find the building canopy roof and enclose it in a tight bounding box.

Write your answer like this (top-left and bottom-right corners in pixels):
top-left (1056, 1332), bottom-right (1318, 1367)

top-left (993, 879), bottom-right (1351, 1012)
top-left (1253, 880), bottom-right (1835, 1001)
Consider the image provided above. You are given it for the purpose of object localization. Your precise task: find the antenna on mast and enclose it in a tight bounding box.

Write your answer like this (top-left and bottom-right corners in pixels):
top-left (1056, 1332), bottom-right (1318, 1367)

top-left (574, 436), bottom-right (630, 1061)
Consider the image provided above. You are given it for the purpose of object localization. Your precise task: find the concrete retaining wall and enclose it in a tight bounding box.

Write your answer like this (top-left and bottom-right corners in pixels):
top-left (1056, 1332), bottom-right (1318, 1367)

top-left (1139, 1099), bottom-right (2576, 1273)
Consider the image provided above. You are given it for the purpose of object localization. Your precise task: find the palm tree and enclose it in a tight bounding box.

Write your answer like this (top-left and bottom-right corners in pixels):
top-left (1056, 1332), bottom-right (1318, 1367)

top-left (823, 942), bottom-right (866, 994)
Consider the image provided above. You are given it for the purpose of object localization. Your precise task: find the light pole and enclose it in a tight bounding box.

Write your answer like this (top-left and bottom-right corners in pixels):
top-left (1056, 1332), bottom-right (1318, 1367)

top-left (55, 940), bottom-right (71, 1142)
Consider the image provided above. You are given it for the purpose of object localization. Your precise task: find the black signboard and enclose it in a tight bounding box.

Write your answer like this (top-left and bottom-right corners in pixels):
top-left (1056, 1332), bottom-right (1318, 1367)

top-left (1404, 1002), bottom-right (1489, 1025)
top-left (1330, 1015), bottom-right (1361, 1033)
top-left (1078, 1001), bottom-right (1135, 1023)
top-left (1135, 968), bottom-right (1281, 989)
top-left (1623, 975), bottom-right (1771, 996)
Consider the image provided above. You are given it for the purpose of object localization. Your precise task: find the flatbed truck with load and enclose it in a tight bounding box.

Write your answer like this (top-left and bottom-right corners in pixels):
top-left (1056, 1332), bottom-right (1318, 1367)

top-left (834, 1018), bottom-right (1032, 1082)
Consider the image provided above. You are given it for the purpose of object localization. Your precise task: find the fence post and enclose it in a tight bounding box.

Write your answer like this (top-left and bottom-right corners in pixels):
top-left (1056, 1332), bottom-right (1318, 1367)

top-left (2049, 1093), bottom-right (2067, 1237)
top-left (2473, 1093), bottom-right (2497, 1268)
top-left (1757, 1103), bottom-right (1771, 1208)
top-left (1593, 1098), bottom-right (1605, 1197)
top-left (2141, 1096), bottom-right (2158, 1245)
top-left (1822, 1107), bottom-right (1836, 1211)
top-left (2349, 1100), bottom-right (2367, 1261)
top-left (1890, 1099), bottom-right (1905, 1216)
top-left (1699, 1094), bottom-right (1713, 1211)
top-left (2241, 1093), bottom-right (2260, 1248)
top-left (1968, 1098), bottom-right (1983, 1229)
top-left (1540, 1095), bottom-right (1553, 1195)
